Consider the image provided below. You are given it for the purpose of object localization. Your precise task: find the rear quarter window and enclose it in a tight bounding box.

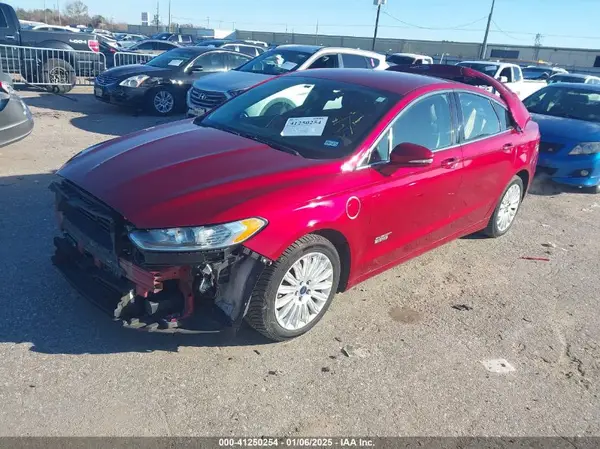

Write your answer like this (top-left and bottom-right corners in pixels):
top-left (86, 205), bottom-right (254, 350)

top-left (0, 10), bottom-right (8, 28)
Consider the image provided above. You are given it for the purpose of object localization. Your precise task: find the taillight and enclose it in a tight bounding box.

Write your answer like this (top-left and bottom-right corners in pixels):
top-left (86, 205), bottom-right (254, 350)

top-left (88, 40), bottom-right (100, 53)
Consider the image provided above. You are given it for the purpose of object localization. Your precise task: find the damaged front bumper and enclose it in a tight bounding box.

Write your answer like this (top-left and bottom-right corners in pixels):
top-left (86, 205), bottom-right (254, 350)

top-left (50, 180), bottom-right (270, 335)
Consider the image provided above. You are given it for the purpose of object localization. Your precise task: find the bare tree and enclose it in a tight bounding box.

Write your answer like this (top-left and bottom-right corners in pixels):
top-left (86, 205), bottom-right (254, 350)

top-left (64, 0), bottom-right (88, 21)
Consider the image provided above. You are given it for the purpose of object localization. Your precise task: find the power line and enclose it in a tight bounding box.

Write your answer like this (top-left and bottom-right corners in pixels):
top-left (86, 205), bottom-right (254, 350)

top-left (382, 10), bottom-right (488, 31)
top-left (491, 19), bottom-right (526, 42)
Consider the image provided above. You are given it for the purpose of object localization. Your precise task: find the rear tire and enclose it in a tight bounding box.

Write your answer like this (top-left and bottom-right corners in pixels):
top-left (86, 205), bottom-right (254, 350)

top-left (245, 234), bottom-right (341, 341)
top-left (43, 58), bottom-right (76, 94)
top-left (484, 176), bottom-right (524, 238)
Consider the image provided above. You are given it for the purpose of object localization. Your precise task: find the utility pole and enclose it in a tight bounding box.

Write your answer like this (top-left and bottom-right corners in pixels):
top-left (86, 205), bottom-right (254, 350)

top-left (479, 0), bottom-right (495, 59)
top-left (155, 1), bottom-right (160, 32)
top-left (57, 1), bottom-right (61, 25)
top-left (207, 17), bottom-right (210, 28)
top-left (372, 0), bottom-right (385, 51)
top-left (168, 0), bottom-right (171, 32)
top-left (315, 20), bottom-right (319, 45)
top-left (533, 33), bottom-right (543, 61)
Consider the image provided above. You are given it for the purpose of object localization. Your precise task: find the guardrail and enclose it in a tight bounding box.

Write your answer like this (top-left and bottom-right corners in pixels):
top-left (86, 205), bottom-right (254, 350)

top-left (113, 52), bottom-right (155, 68)
top-left (0, 44), bottom-right (105, 90)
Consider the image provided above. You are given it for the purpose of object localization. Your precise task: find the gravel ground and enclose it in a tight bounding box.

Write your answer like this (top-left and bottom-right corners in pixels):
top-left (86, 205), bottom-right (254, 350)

top-left (0, 87), bottom-right (598, 437)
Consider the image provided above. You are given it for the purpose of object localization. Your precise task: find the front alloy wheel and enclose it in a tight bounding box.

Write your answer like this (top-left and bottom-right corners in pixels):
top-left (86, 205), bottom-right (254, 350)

top-left (246, 234), bottom-right (341, 341)
top-left (151, 89), bottom-right (175, 115)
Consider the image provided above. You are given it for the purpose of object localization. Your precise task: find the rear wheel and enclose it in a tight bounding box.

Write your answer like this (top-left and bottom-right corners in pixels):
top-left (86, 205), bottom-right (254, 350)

top-left (43, 58), bottom-right (76, 94)
top-left (245, 234), bottom-right (341, 341)
top-left (484, 176), bottom-right (524, 238)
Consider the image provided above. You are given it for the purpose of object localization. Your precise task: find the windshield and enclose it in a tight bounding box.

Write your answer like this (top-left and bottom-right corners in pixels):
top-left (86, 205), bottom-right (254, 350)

top-left (153, 33), bottom-right (171, 40)
top-left (236, 49), bottom-right (314, 75)
top-left (547, 75), bottom-right (586, 84)
top-left (387, 55), bottom-right (417, 65)
top-left (522, 67), bottom-right (551, 80)
top-left (146, 48), bottom-right (199, 68)
top-left (457, 62), bottom-right (499, 77)
top-left (523, 86), bottom-right (600, 123)
top-left (200, 76), bottom-right (400, 159)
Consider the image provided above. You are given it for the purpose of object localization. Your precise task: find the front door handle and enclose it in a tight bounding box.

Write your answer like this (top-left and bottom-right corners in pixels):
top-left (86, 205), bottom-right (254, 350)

top-left (441, 157), bottom-right (459, 169)
top-left (5, 35), bottom-right (16, 40)
top-left (503, 143), bottom-right (514, 152)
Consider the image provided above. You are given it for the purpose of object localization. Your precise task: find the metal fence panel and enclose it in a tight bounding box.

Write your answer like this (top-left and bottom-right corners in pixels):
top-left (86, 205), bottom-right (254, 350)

top-left (0, 44), bottom-right (105, 87)
top-left (113, 52), bottom-right (156, 68)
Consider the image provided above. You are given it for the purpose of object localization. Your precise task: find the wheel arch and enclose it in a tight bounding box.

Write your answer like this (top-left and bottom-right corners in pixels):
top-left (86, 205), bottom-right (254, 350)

top-left (311, 228), bottom-right (351, 293)
top-left (516, 169), bottom-right (530, 196)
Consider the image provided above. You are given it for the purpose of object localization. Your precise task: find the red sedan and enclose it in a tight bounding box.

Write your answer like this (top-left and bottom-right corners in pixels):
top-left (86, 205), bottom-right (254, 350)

top-left (51, 66), bottom-right (539, 341)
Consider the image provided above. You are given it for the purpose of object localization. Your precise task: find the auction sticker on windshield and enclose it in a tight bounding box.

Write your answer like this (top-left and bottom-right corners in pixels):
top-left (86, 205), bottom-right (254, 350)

top-left (281, 117), bottom-right (328, 137)
top-left (281, 61), bottom-right (298, 70)
top-left (168, 59), bottom-right (184, 66)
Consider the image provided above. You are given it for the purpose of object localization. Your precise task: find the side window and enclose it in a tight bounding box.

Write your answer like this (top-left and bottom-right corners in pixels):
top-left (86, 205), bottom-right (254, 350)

top-left (341, 54), bottom-right (368, 69)
top-left (137, 42), bottom-right (153, 50)
top-left (0, 10), bottom-right (7, 28)
top-left (369, 130), bottom-right (392, 164)
top-left (391, 93), bottom-right (454, 151)
top-left (194, 52), bottom-right (226, 71)
top-left (238, 45), bottom-right (258, 57)
top-left (458, 92), bottom-right (501, 142)
top-left (157, 42), bottom-right (175, 51)
top-left (491, 101), bottom-right (512, 131)
top-left (499, 67), bottom-right (513, 82)
top-left (309, 54), bottom-right (339, 69)
top-left (226, 52), bottom-right (251, 69)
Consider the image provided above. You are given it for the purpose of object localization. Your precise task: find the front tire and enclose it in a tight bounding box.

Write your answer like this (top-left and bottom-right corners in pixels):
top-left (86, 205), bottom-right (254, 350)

top-left (484, 175), bottom-right (524, 238)
top-left (245, 234), bottom-right (341, 341)
top-left (147, 87), bottom-right (177, 116)
top-left (585, 184), bottom-right (600, 194)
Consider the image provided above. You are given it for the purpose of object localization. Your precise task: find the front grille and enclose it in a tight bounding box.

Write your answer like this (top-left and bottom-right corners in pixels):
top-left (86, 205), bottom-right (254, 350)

top-left (189, 88), bottom-right (227, 109)
top-left (537, 166), bottom-right (558, 176)
top-left (54, 181), bottom-right (116, 251)
top-left (539, 141), bottom-right (564, 154)
top-left (95, 74), bottom-right (119, 86)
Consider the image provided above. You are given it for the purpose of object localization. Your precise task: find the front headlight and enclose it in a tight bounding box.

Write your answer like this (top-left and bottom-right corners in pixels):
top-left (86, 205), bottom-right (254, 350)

top-left (128, 218), bottom-right (267, 252)
top-left (119, 75), bottom-right (150, 88)
top-left (569, 142), bottom-right (600, 155)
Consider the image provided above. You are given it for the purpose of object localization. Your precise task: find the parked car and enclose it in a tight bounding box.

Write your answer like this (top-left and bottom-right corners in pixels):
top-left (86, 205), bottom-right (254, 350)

top-left (197, 39), bottom-right (267, 57)
top-left (187, 45), bottom-right (389, 117)
top-left (152, 33), bottom-right (194, 46)
top-left (52, 65), bottom-right (538, 340)
top-left (0, 2), bottom-right (102, 93)
top-left (456, 60), bottom-right (545, 99)
top-left (523, 83), bottom-right (600, 192)
top-left (386, 53), bottom-right (433, 66)
top-left (522, 65), bottom-right (568, 80)
top-left (0, 72), bottom-right (33, 147)
top-left (547, 73), bottom-right (600, 85)
top-left (114, 33), bottom-right (148, 49)
top-left (94, 46), bottom-right (252, 115)
top-left (126, 39), bottom-right (181, 56)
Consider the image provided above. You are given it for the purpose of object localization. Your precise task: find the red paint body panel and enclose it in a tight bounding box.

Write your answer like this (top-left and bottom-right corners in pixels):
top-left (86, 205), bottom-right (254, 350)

top-left (58, 69), bottom-right (540, 292)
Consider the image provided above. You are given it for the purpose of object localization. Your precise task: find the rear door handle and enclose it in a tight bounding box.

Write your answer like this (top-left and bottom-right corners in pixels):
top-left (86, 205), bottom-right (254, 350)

top-left (4, 35), bottom-right (16, 40)
top-left (441, 157), bottom-right (459, 169)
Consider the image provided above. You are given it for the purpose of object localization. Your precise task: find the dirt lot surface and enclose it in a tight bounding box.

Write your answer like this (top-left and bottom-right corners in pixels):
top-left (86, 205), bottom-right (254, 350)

top-left (0, 87), bottom-right (599, 437)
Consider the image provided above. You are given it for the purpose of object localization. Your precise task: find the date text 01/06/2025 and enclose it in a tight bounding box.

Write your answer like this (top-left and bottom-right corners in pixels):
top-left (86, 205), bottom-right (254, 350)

top-left (218, 438), bottom-right (375, 447)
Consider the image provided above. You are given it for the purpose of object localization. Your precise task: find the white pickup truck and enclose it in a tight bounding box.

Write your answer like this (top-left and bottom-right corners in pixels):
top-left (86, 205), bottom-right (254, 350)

top-left (456, 61), bottom-right (546, 100)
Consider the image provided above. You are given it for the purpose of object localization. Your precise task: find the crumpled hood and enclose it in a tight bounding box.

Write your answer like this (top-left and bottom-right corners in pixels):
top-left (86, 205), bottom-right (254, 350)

top-left (58, 120), bottom-right (327, 228)
top-left (531, 113), bottom-right (600, 142)
top-left (192, 70), bottom-right (273, 92)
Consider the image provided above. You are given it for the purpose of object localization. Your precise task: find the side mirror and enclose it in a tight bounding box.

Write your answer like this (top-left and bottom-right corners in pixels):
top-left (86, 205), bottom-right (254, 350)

top-left (499, 75), bottom-right (509, 83)
top-left (191, 66), bottom-right (203, 73)
top-left (390, 142), bottom-right (434, 167)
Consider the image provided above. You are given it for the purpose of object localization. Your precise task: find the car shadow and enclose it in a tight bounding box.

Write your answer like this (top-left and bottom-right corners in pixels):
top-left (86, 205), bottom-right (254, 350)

top-left (20, 89), bottom-right (186, 137)
top-left (0, 173), bottom-right (274, 355)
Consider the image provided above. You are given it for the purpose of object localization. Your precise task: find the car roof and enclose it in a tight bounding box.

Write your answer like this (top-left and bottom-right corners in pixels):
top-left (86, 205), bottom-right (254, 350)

top-left (460, 60), bottom-right (503, 65)
top-left (390, 53), bottom-right (431, 58)
top-left (546, 82), bottom-right (600, 90)
top-left (136, 39), bottom-right (180, 45)
top-left (551, 73), bottom-right (592, 79)
top-left (285, 69), bottom-right (449, 95)
top-left (274, 45), bottom-right (385, 59)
